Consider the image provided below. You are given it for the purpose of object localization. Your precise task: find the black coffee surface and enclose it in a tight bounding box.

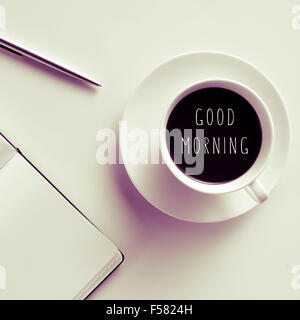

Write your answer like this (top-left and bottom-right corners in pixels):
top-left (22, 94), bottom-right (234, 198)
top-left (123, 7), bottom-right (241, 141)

top-left (166, 87), bottom-right (262, 183)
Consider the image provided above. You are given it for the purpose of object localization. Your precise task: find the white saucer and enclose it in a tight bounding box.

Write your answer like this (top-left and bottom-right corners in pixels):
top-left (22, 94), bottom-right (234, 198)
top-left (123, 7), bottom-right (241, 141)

top-left (121, 52), bottom-right (290, 223)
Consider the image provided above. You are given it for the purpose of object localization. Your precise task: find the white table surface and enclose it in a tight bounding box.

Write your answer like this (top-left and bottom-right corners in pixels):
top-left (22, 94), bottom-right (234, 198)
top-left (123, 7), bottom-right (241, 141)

top-left (0, 0), bottom-right (299, 299)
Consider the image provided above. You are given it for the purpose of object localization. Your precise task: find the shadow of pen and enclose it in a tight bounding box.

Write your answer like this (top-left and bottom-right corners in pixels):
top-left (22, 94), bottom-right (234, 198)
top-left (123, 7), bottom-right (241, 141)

top-left (0, 44), bottom-right (98, 92)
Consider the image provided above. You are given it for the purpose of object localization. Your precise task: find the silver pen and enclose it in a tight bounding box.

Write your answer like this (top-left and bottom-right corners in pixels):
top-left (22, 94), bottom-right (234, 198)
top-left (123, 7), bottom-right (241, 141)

top-left (0, 36), bottom-right (101, 87)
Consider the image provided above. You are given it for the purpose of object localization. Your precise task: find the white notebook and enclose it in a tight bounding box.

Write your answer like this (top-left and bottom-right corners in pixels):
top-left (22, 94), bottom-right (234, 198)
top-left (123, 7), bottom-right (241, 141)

top-left (0, 134), bottom-right (123, 300)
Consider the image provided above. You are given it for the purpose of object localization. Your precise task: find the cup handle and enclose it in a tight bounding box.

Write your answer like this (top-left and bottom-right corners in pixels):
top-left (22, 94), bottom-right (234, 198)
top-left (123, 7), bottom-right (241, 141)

top-left (245, 179), bottom-right (269, 203)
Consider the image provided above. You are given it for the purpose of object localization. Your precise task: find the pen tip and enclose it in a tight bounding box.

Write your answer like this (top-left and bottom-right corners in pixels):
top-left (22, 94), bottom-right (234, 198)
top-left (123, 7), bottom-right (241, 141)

top-left (89, 80), bottom-right (101, 87)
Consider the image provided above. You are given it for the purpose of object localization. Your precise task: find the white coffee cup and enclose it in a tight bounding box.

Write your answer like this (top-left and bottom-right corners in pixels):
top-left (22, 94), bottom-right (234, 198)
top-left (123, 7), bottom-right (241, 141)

top-left (160, 78), bottom-right (274, 203)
